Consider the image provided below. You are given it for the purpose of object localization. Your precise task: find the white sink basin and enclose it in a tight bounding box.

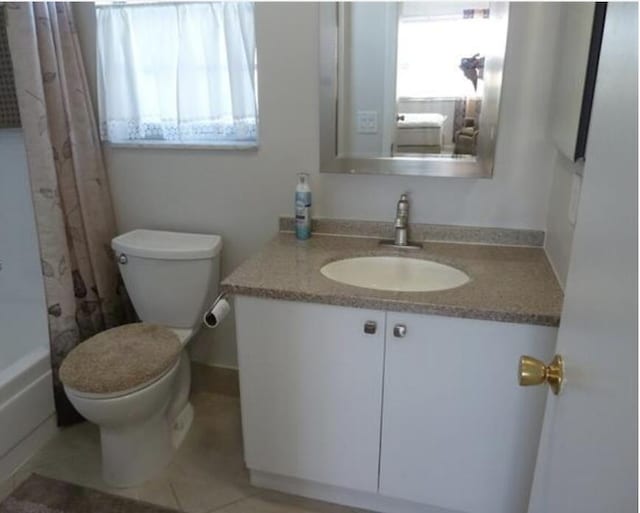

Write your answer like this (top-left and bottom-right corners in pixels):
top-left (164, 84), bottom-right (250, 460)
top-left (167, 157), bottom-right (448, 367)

top-left (320, 256), bottom-right (469, 292)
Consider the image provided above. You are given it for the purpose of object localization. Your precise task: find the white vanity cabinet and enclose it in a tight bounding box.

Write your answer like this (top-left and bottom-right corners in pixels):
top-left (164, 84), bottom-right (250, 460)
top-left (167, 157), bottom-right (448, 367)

top-left (235, 296), bottom-right (385, 493)
top-left (380, 312), bottom-right (556, 513)
top-left (235, 296), bottom-right (557, 513)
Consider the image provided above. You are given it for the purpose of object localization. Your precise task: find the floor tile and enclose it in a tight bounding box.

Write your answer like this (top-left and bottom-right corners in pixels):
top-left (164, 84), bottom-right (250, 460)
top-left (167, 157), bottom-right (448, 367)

top-left (215, 490), bottom-right (360, 513)
top-left (10, 370), bottom-right (371, 513)
top-left (11, 470), bottom-right (30, 491)
top-left (0, 478), bottom-right (12, 503)
top-left (14, 420), bottom-right (101, 487)
top-left (170, 473), bottom-right (257, 513)
top-left (164, 392), bottom-right (257, 512)
top-left (166, 394), bottom-right (247, 483)
top-left (13, 445), bottom-right (103, 493)
top-left (127, 476), bottom-right (181, 510)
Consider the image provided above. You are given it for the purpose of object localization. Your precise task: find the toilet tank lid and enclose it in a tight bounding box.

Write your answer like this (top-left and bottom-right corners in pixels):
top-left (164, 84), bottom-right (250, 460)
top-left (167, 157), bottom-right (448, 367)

top-left (112, 229), bottom-right (222, 260)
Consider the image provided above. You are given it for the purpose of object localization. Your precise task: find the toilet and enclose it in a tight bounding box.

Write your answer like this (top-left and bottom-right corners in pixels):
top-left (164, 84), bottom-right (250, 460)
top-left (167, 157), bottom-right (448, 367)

top-left (59, 229), bottom-right (222, 488)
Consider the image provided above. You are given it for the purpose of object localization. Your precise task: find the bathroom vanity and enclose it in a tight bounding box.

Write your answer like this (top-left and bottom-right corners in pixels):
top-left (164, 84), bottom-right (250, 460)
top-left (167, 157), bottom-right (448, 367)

top-left (222, 222), bottom-right (563, 513)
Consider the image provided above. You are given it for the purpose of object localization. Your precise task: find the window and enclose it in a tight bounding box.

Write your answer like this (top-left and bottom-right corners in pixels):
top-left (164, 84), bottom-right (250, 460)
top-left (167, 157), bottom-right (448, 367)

top-left (396, 6), bottom-right (492, 99)
top-left (96, 1), bottom-right (258, 146)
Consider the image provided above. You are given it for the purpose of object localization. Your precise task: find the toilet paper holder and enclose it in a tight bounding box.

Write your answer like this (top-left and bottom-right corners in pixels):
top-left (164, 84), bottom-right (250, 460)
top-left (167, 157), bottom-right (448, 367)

top-left (203, 292), bottom-right (231, 329)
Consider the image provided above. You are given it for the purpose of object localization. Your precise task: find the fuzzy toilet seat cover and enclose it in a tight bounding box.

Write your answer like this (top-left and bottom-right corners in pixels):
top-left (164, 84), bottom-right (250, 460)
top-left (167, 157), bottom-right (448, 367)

top-left (60, 323), bottom-right (182, 395)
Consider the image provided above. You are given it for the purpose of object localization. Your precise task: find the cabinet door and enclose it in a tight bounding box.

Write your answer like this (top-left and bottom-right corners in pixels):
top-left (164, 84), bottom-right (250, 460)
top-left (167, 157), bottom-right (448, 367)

top-left (380, 312), bottom-right (557, 513)
top-left (235, 296), bottom-right (385, 493)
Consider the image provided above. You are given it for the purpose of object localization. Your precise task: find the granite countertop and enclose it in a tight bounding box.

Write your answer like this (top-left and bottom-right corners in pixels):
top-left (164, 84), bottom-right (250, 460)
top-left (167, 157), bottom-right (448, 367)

top-left (221, 232), bottom-right (564, 327)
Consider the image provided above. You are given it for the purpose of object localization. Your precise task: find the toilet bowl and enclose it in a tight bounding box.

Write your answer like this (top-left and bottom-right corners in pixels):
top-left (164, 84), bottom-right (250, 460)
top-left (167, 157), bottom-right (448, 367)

top-left (60, 229), bottom-right (222, 488)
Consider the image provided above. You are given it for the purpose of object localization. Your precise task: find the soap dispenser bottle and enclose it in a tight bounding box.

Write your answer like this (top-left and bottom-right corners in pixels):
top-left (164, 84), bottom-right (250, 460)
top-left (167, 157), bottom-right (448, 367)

top-left (295, 173), bottom-right (312, 240)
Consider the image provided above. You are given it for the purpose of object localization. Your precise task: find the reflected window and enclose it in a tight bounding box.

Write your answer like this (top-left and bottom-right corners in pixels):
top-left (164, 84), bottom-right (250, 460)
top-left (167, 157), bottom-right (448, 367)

top-left (396, 7), bottom-right (491, 99)
top-left (394, 3), bottom-right (491, 157)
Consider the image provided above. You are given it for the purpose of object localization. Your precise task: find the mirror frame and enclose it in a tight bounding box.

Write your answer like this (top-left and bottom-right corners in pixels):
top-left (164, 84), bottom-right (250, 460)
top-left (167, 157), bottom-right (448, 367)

top-left (319, 2), bottom-right (510, 178)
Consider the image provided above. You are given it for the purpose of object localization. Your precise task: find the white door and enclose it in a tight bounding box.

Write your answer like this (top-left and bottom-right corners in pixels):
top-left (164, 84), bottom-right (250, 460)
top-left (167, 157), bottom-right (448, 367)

top-left (528, 4), bottom-right (638, 512)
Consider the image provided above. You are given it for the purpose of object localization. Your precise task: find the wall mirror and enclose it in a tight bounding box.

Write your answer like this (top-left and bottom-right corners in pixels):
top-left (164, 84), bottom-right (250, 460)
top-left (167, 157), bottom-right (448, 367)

top-left (319, 2), bottom-right (509, 178)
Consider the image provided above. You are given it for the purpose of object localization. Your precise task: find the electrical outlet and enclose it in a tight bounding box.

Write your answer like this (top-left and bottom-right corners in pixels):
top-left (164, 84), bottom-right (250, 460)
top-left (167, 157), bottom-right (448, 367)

top-left (357, 111), bottom-right (378, 134)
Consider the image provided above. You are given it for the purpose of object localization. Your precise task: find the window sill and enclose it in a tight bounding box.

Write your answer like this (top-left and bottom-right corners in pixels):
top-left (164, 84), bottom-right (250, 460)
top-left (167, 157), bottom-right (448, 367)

top-left (398, 96), bottom-right (479, 102)
top-left (105, 140), bottom-right (259, 151)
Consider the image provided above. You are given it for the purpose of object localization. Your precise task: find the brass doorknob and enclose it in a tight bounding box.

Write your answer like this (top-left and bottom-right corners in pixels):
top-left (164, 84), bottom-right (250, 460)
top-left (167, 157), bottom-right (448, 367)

top-left (518, 354), bottom-right (564, 395)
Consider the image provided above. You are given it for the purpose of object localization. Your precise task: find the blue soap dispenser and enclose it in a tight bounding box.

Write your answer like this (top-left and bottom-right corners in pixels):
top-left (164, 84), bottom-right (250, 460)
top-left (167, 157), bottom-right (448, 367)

top-left (295, 173), bottom-right (312, 240)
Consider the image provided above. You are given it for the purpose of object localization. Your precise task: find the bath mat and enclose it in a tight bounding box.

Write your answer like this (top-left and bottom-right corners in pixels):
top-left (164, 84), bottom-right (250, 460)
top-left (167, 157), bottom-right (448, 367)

top-left (0, 475), bottom-right (179, 513)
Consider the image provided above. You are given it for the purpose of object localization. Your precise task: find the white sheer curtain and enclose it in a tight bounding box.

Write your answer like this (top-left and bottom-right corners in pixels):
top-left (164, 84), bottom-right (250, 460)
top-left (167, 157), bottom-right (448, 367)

top-left (97, 2), bottom-right (257, 144)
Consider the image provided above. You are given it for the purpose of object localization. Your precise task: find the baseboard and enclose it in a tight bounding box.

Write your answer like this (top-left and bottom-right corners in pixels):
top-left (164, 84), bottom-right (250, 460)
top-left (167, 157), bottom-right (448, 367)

top-left (206, 363), bottom-right (239, 371)
top-left (250, 470), bottom-right (460, 513)
top-left (0, 414), bottom-right (58, 483)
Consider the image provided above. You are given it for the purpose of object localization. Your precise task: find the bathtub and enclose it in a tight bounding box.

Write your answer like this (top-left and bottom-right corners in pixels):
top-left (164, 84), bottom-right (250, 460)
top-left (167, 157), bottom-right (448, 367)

top-left (0, 129), bottom-right (57, 481)
top-left (0, 347), bottom-right (56, 481)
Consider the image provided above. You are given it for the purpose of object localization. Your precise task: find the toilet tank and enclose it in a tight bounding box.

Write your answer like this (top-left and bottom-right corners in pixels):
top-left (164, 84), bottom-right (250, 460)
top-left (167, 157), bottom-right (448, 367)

top-left (112, 230), bottom-right (222, 329)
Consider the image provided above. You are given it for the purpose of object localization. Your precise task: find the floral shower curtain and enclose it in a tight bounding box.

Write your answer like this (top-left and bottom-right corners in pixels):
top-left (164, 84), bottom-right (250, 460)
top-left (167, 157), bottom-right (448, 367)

top-left (5, 3), bottom-right (134, 425)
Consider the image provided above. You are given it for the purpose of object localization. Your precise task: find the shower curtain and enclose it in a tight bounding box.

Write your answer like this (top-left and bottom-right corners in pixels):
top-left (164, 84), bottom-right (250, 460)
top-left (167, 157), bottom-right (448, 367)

top-left (5, 3), bottom-right (134, 425)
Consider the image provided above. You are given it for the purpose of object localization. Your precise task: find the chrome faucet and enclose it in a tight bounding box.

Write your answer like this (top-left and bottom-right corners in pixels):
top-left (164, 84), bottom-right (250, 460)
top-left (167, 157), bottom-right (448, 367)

top-left (394, 194), bottom-right (410, 246)
top-left (380, 193), bottom-right (422, 249)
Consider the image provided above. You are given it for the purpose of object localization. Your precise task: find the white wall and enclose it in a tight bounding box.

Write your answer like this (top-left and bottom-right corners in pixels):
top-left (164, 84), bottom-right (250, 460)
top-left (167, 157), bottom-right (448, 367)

top-left (319, 3), bottom-right (560, 227)
top-left (543, 2), bottom-right (592, 289)
top-left (544, 152), bottom-right (583, 288)
top-left (0, 130), bottom-right (49, 371)
top-left (341, 3), bottom-right (393, 156)
top-left (74, 3), bottom-right (561, 368)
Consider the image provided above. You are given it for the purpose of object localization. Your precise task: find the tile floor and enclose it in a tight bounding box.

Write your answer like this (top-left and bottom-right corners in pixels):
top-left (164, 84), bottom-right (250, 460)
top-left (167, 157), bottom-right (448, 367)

top-left (0, 365), bottom-right (364, 513)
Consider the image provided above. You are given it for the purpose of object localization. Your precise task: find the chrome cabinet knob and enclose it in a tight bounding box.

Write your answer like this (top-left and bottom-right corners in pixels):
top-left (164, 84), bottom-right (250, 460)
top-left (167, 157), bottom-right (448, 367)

top-left (364, 321), bottom-right (377, 335)
top-left (118, 254), bottom-right (128, 265)
top-left (393, 324), bottom-right (407, 338)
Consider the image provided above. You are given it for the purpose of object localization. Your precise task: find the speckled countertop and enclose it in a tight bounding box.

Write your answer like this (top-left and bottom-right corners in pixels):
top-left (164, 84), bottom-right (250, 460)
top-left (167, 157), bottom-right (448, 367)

top-left (221, 233), bottom-right (564, 327)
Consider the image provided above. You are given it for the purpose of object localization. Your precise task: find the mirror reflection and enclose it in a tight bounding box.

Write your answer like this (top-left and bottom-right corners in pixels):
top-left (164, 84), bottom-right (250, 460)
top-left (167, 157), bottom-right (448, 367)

top-left (337, 2), bottom-right (499, 160)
